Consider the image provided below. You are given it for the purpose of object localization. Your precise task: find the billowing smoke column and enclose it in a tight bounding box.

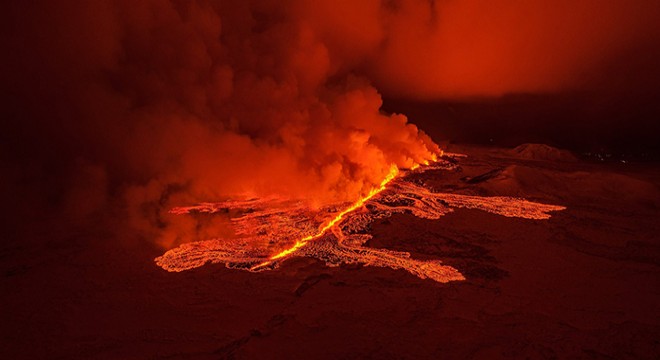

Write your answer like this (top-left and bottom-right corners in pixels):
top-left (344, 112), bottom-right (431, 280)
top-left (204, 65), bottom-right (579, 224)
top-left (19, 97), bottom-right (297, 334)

top-left (4, 0), bottom-right (440, 247)
top-left (2, 0), bottom-right (657, 247)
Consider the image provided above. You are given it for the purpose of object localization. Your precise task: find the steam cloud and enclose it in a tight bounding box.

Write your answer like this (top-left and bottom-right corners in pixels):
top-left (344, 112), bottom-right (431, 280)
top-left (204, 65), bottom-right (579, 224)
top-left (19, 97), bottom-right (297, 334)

top-left (2, 0), bottom-right (657, 247)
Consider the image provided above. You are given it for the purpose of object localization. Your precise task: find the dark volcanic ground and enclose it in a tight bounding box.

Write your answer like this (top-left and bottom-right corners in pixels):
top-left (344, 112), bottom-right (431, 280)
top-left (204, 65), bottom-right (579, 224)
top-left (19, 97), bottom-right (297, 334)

top-left (2, 144), bottom-right (660, 359)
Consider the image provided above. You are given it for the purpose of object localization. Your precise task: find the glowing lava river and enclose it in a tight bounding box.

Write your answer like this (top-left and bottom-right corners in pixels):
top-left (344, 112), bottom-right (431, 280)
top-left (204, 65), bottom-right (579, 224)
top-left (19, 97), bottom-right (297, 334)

top-left (155, 156), bottom-right (565, 283)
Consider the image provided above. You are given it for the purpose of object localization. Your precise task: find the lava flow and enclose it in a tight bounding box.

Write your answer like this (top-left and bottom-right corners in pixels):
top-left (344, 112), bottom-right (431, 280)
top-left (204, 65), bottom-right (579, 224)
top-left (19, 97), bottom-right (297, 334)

top-left (155, 157), bottom-right (565, 283)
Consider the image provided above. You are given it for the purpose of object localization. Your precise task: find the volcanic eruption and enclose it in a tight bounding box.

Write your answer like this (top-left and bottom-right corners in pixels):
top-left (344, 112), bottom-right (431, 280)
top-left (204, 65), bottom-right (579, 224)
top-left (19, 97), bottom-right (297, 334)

top-left (3, 1), bottom-right (660, 358)
top-left (155, 156), bottom-right (565, 282)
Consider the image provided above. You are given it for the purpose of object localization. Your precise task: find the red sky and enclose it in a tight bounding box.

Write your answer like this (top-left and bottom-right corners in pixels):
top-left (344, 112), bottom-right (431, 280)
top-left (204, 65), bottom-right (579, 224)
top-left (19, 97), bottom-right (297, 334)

top-left (2, 0), bottom-right (659, 246)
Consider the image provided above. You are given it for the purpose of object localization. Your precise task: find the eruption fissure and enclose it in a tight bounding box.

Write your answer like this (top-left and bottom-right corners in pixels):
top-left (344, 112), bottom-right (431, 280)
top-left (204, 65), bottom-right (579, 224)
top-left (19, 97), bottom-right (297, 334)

top-left (155, 157), bottom-right (566, 283)
top-left (264, 164), bottom-right (399, 263)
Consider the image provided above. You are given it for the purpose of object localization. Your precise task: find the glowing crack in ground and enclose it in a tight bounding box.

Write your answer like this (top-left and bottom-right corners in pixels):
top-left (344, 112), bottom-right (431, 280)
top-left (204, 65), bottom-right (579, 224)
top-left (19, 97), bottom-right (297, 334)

top-left (155, 160), bottom-right (565, 283)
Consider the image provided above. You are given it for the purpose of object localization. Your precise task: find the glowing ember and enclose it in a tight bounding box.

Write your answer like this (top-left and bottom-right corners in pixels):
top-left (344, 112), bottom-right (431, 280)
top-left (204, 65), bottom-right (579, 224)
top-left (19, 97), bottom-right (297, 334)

top-left (155, 159), bottom-right (565, 283)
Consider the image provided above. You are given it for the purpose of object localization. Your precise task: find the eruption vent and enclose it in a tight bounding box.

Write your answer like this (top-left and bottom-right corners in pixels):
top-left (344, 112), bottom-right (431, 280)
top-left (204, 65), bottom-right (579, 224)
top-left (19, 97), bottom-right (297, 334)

top-left (155, 157), bottom-right (565, 283)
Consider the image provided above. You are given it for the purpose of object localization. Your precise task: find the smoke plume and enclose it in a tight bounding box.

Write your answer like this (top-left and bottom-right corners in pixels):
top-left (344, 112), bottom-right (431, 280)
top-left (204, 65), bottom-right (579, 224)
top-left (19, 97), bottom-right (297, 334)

top-left (3, 0), bottom-right (439, 247)
top-left (2, 0), bottom-right (657, 246)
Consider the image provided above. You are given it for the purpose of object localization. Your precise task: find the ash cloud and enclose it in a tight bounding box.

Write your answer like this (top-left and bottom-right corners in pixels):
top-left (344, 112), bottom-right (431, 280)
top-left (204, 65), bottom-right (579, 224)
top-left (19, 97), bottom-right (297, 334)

top-left (3, 0), bottom-right (657, 247)
top-left (2, 0), bottom-right (439, 247)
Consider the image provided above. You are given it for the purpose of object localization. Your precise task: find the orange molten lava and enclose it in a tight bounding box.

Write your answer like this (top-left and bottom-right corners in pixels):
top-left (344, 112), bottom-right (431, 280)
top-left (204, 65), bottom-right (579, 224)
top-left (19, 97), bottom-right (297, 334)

top-left (154, 156), bottom-right (566, 283)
